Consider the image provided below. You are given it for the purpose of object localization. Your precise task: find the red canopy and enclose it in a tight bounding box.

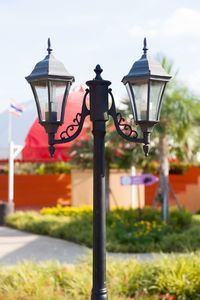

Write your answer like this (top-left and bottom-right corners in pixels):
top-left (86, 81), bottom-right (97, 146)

top-left (22, 86), bottom-right (89, 162)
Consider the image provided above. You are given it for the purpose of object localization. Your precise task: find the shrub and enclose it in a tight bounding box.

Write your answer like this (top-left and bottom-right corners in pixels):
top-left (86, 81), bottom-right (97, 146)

top-left (169, 207), bottom-right (192, 231)
top-left (41, 205), bottom-right (93, 217)
top-left (6, 207), bottom-right (194, 253)
top-left (196, 207), bottom-right (200, 214)
top-left (15, 162), bottom-right (72, 175)
top-left (41, 206), bottom-right (192, 231)
top-left (145, 162), bottom-right (191, 175)
top-left (169, 163), bottom-right (190, 174)
top-left (34, 162), bottom-right (72, 174)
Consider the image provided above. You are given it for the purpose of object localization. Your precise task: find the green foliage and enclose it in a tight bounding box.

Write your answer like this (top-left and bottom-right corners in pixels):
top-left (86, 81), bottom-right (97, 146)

top-left (169, 163), bottom-right (191, 174)
top-left (69, 121), bottom-right (137, 170)
top-left (169, 207), bottom-right (192, 231)
top-left (195, 207), bottom-right (200, 214)
top-left (144, 162), bottom-right (191, 175)
top-left (34, 162), bottom-right (72, 174)
top-left (6, 207), bottom-right (193, 253)
top-left (41, 205), bottom-right (192, 231)
top-left (152, 59), bottom-right (200, 164)
top-left (69, 127), bottom-right (94, 168)
top-left (2, 255), bottom-right (200, 299)
top-left (0, 165), bottom-right (8, 174)
top-left (15, 162), bottom-right (72, 175)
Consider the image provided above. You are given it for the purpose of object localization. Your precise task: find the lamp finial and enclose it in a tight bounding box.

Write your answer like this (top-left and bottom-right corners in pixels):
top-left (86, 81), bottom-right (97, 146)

top-left (47, 38), bottom-right (53, 55)
top-left (143, 37), bottom-right (148, 56)
top-left (94, 64), bottom-right (103, 80)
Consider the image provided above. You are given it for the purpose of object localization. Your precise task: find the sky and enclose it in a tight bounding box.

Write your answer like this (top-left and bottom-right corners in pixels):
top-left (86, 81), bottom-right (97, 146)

top-left (0, 0), bottom-right (200, 113)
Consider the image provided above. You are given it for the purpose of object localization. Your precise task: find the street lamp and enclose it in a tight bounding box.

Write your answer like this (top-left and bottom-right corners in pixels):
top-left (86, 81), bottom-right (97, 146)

top-left (26, 38), bottom-right (171, 300)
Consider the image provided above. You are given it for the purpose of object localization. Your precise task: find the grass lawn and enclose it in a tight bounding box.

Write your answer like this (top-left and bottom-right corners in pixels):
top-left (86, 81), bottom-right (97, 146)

top-left (5, 206), bottom-right (200, 253)
top-left (1, 255), bottom-right (200, 299)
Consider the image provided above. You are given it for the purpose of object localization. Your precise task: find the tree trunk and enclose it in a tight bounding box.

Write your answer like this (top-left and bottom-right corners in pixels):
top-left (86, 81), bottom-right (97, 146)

top-left (159, 134), bottom-right (169, 222)
top-left (105, 164), bottom-right (110, 212)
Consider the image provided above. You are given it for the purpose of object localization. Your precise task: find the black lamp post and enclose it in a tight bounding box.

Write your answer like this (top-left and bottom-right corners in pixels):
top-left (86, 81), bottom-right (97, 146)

top-left (26, 38), bottom-right (171, 300)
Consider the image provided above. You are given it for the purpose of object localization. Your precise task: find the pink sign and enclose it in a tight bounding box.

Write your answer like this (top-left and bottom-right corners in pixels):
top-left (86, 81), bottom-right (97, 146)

top-left (120, 174), bottom-right (158, 186)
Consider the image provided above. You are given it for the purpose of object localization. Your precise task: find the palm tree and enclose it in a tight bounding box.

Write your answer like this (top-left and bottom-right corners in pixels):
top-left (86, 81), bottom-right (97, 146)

top-left (152, 57), bottom-right (200, 221)
top-left (120, 56), bottom-right (200, 221)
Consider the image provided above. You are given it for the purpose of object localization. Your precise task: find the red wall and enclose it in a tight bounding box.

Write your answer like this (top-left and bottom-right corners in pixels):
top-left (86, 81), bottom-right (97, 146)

top-left (1, 167), bottom-right (200, 212)
top-left (145, 166), bottom-right (200, 212)
top-left (0, 174), bottom-right (71, 210)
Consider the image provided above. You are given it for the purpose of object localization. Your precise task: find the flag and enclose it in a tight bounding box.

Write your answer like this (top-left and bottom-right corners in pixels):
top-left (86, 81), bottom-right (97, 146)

top-left (9, 100), bottom-right (25, 117)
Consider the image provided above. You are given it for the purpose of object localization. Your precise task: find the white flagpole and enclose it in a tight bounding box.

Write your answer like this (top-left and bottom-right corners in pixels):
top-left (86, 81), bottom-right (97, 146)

top-left (8, 110), bottom-right (14, 206)
top-left (8, 102), bottom-right (24, 212)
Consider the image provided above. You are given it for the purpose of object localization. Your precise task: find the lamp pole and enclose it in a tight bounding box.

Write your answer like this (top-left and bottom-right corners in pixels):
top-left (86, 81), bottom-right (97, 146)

top-left (87, 66), bottom-right (111, 299)
top-left (26, 38), bottom-right (171, 300)
top-left (92, 120), bottom-right (107, 299)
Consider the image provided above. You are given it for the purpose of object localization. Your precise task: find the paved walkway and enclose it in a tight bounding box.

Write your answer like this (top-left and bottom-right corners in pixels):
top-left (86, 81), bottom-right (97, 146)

top-left (0, 226), bottom-right (162, 265)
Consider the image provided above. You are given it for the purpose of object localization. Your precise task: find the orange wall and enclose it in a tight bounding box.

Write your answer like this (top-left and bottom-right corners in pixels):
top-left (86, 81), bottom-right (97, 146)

top-left (145, 166), bottom-right (200, 212)
top-left (1, 166), bottom-right (200, 212)
top-left (0, 174), bottom-right (71, 209)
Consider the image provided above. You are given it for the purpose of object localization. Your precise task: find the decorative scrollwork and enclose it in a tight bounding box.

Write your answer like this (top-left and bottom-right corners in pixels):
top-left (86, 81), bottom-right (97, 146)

top-left (108, 89), bottom-right (144, 143)
top-left (52, 89), bottom-right (90, 145)
top-left (116, 112), bottom-right (138, 138)
top-left (60, 113), bottom-right (82, 139)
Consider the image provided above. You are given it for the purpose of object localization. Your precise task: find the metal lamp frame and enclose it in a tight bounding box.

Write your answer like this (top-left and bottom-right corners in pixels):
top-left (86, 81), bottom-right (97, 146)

top-left (26, 39), bottom-right (171, 300)
top-left (46, 65), bottom-right (149, 300)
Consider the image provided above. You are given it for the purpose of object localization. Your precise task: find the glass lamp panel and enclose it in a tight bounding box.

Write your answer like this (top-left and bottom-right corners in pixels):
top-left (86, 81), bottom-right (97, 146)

top-left (132, 81), bottom-right (148, 121)
top-left (125, 83), bottom-right (136, 120)
top-left (49, 80), bottom-right (69, 122)
top-left (149, 80), bottom-right (165, 121)
top-left (32, 80), bottom-right (48, 121)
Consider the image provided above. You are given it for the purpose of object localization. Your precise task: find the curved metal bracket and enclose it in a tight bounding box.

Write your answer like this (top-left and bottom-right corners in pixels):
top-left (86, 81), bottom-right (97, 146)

top-left (108, 89), bottom-right (144, 143)
top-left (53, 89), bottom-right (90, 145)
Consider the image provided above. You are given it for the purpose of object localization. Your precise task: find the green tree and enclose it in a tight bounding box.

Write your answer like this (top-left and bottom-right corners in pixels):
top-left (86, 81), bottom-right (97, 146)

top-left (152, 57), bottom-right (200, 221)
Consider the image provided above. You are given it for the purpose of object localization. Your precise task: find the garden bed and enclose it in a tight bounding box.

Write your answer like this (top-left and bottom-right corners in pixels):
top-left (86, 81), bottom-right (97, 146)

top-left (6, 206), bottom-right (199, 253)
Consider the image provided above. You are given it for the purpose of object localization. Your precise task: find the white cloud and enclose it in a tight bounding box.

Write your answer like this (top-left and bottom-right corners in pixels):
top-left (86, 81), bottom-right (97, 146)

top-left (164, 8), bottom-right (200, 36)
top-left (128, 8), bottom-right (200, 38)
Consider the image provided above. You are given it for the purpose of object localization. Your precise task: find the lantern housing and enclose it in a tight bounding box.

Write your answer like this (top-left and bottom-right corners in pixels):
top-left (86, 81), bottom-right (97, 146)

top-left (122, 38), bottom-right (171, 133)
top-left (25, 38), bottom-right (75, 134)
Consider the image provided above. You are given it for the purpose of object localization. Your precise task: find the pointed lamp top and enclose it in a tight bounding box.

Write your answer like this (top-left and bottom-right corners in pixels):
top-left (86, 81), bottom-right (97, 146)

top-left (26, 38), bottom-right (75, 82)
top-left (47, 38), bottom-right (52, 55)
top-left (122, 37), bottom-right (171, 83)
top-left (143, 37), bottom-right (148, 56)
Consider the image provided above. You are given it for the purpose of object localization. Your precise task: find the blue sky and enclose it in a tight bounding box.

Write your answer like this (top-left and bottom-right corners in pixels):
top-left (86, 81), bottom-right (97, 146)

top-left (0, 0), bottom-right (200, 113)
